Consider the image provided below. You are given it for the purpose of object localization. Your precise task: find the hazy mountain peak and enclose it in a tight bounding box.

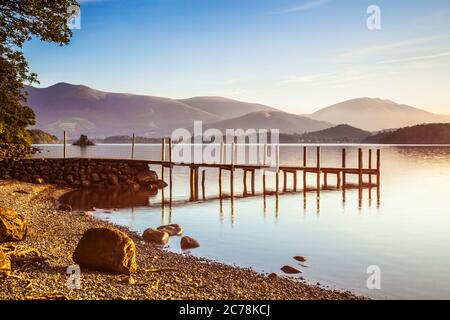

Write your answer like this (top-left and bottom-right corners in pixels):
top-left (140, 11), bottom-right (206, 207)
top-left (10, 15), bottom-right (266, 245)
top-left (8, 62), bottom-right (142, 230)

top-left (309, 97), bottom-right (450, 131)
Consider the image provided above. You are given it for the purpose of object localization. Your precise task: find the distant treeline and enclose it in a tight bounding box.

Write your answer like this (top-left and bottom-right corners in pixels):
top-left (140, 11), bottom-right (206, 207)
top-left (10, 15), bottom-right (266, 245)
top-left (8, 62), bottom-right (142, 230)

top-left (30, 123), bottom-right (450, 145)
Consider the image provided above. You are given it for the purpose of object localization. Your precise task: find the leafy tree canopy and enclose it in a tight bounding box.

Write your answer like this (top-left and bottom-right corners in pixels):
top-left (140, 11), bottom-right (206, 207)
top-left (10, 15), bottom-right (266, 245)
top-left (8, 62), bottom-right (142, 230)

top-left (0, 0), bottom-right (78, 156)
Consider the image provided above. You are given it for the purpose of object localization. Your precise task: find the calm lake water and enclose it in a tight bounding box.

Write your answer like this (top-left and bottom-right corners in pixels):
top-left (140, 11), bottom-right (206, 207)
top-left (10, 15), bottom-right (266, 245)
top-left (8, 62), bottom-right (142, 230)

top-left (35, 144), bottom-right (450, 299)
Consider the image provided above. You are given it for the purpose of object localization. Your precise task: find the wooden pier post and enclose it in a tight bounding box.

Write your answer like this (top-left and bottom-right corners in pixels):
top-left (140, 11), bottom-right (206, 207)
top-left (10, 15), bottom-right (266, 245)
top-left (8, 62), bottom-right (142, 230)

top-left (161, 138), bottom-right (166, 203)
top-left (219, 142), bottom-right (224, 198)
top-left (219, 168), bottom-right (223, 198)
top-left (376, 149), bottom-right (381, 187)
top-left (131, 133), bottom-right (136, 160)
top-left (368, 149), bottom-right (373, 187)
top-left (63, 130), bottom-right (67, 159)
top-left (316, 147), bottom-right (321, 194)
top-left (201, 170), bottom-right (206, 200)
top-left (161, 138), bottom-right (166, 174)
top-left (376, 149), bottom-right (381, 205)
top-left (194, 167), bottom-right (199, 201)
top-left (342, 148), bottom-right (346, 190)
top-left (251, 169), bottom-right (256, 196)
top-left (230, 142), bottom-right (235, 199)
top-left (189, 166), bottom-right (195, 201)
top-left (358, 148), bottom-right (363, 189)
top-left (168, 138), bottom-right (173, 202)
top-left (283, 170), bottom-right (287, 192)
top-left (243, 170), bottom-right (248, 195)
top-left (336, 171), bottom-right (341, 189)
top-left (263, 144), bottom-right (267, 196)
top-left (276, 144), bottom-right (280, 196)
top-left (293, 171), bottom-right (297, 192)
top-left (303, 146), bottom-right (307, 191)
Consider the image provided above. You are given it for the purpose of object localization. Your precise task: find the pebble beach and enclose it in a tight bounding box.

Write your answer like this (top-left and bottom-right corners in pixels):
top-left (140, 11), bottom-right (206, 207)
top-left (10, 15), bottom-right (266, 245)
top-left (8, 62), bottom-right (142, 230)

top-left (0, 180), bottom-right (361, 300)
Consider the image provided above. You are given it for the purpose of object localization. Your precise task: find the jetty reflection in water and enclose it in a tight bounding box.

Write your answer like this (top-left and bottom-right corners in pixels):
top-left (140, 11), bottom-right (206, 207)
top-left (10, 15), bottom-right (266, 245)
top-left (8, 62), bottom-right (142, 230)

top-left (60, 188), bottom-right (158, 211)
top-left (61, 177), bottom-right (380, 225)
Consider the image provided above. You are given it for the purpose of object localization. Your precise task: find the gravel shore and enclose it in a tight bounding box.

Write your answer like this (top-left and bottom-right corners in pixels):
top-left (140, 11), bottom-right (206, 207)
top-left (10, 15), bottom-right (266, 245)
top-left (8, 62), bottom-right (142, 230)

top-left (0, 180), bottom-right (362, 300)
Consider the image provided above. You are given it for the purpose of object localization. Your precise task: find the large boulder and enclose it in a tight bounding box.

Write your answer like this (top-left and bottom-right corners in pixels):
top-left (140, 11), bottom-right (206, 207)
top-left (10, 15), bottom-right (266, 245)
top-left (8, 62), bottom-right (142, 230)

top-left (73, 228), bottom-right (137, 275)
top-left (157, 224), bottom-right (183, 236)
top-left (281, 265), bottom-right (302, 274)
top-left (180, 236), bottom-right (200, 250)
top-left (142, 228), bottom-right (169, 245)
top-left (0, 207), bottom-right (28, 242)
top-left (0, 251), bottom-right (11, 278)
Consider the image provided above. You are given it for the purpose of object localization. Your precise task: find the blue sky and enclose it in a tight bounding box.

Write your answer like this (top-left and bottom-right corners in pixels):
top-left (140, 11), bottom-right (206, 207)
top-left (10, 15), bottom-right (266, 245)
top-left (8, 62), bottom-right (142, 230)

top-left (24, 0), bottom-right (450, 113)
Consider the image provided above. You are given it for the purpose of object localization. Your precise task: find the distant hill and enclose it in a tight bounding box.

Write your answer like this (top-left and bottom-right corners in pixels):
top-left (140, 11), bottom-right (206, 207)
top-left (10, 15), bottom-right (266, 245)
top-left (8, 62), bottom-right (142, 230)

top-left (179, 97), bottom-right (276, 119)
top-left (298, 124), bottom-right (371, 143)
top-left (365, 123), bottom-right (450, 144)
top-left (28, 129), bottom-right (59, 144)
top-left (24, 83), bottom-right (279, 138)
top-left (202, 111), bottom-right (333, 135)
top-left (99, 136), bottom-right (162, 144)
top-left (308, 98), bottom-right (450, 131)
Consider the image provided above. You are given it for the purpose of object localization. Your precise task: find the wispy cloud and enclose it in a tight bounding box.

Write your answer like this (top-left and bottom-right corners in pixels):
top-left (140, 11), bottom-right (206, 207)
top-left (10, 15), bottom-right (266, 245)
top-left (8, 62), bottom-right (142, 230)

top-left (338, 37), bottom-right (440, 60)
top-left (281, 68), bottom-right (377, 87)
top-left (272, 0), bottom-right (331, 14)
top-left (378, 51), bottom-right (450, 64)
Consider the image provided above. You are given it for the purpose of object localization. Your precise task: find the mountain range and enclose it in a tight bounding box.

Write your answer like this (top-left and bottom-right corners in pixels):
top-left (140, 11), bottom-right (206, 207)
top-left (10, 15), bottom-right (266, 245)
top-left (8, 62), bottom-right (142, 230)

top-left (24, 83), bottom-right (450, 138)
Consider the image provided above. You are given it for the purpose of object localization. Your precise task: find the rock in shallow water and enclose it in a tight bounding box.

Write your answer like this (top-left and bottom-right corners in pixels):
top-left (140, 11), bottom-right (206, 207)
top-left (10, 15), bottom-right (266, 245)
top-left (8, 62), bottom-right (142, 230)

top-left (0, 207), bottom-right (28, 242)
top-left (73, 227), bottom-right (137, 275)
top-left (281, 265), bottom-right (302, 274)
top-left (157, 224), bottom-right (183, 236)
top-left (293, 256), bottom-right (307, 263)
top-left (180, 236), bottom-right (200, 250)
top-left (142, 228), bottom-right (169, 245)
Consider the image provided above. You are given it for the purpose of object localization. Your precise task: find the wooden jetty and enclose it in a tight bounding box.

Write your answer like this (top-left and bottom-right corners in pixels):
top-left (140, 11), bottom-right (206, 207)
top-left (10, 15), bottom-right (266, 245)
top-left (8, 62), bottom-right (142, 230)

top-left (146, 139), bottom-right (381, 203)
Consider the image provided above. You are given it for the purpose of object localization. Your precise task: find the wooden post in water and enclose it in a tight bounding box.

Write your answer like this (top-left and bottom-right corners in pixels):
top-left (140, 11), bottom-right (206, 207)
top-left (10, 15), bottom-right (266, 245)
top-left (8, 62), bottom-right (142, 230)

top-left (263, 144), bottom-right (267, 196)
top-left (376, 149), bottom-right (381, 205)
top-left (131, 133), bottom-right (136, 160)
top-left (201, 170), bottom-right (206, 201)
top-left (219, 142), bottom-right (224, 198)
top-left (189, 166), bottom-right (195, 201)
top-left (275, 144), bottom-right (280, 196)
top-left (316, 147), bottom-right (321, 194)
top-left (243, 170), bottom-right (248, 195)
top-left (168, 138), bottom-right (173, 202)
top-left (336, 172), bottom-right (341, 189)
top-left (251, 169), bottom-right (256, 196)
top-left (283, 170), bottom-right (287, 192)
top-left (194, 167), bottom-right (199, 201)
top-left (376, 149), bottom-right (381, 187)
top-left (63, 130), bottom-right (67, 159)
top-left (324, 172), bottom-right (328, 189)
top-left (368, 149), bottom-right (372, 187)
top-left (218, 168), bottom-right (223, 198)
top-left (358, 148), bottom-right (363, 189)
top-left (161, 138), bottom-right (166, 203)
top-left (230, 142), bottom-right (235, 199)
top-left (342, 148), bottom-right (346, 190)
top-left (293, 171), bottom-right (297, 192)
top-left (303, 146), bottom-right (307, 192)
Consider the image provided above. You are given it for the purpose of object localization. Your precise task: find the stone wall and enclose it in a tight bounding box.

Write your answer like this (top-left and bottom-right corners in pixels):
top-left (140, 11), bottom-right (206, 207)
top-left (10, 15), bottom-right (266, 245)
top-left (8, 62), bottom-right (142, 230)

top-left (0, 158), bottom-right (159, 191)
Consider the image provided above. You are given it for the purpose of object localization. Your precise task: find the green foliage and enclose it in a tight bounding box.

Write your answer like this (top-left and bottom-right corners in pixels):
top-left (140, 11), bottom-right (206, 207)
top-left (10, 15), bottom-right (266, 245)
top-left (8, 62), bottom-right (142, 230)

top-left (0, 0), bottom-right (78, 157)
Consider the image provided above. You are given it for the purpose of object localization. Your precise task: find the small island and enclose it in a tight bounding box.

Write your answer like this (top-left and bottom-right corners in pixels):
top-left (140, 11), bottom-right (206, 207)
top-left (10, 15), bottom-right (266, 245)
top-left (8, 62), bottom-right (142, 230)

top-left (72, 134), bottom-right (95, 147)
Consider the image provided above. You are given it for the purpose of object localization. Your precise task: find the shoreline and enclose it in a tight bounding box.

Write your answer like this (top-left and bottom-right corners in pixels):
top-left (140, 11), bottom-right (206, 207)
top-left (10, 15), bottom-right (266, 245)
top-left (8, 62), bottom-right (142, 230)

top-left (0, 180), bottom-right (362, 300)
